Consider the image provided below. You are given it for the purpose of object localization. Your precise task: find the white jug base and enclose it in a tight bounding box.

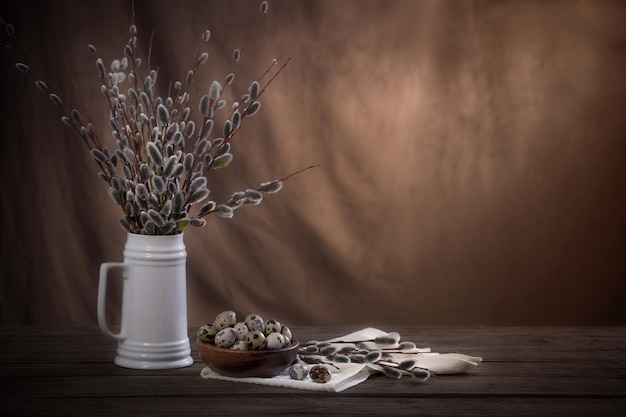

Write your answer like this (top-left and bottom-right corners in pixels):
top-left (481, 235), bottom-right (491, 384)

top-left (114, 338), bottom-right (194, 370)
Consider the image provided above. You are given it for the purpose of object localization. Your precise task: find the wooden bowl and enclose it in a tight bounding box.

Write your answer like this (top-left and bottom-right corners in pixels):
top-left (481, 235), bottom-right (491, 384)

top-left (196, 338), bottom-right (299, 378)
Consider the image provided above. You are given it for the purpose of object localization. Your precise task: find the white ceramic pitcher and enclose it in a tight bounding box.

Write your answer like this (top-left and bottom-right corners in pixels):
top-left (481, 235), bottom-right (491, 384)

top-left (97, 233), bottom-right (193, 369)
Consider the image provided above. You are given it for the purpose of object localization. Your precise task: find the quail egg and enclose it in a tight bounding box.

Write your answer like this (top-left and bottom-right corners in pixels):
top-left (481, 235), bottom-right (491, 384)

top-left (281, 325), bottom-right (293, 340)
top-left (288, 362), bottom-right (309, 380)
top-left (215, 327), bottom-right (237, 348)
top-left (230, 340), bottom-right (249, 351)
top-left (310, 365), bottom-right (332, 383)
top-left (246, 330), bottom-right (266, 350)
top-left (197, 323), bottom-right (218, 343)
top-left (264, 319), bottom-right (282, 335)
top-left (244, 313), bottom-right (265, 333)
top-left (214, 310), bottom-right (237, 330)
top-left (233, 321), bottom-right (249, 341)
top-left (264, 332), bottom-right (285, 349)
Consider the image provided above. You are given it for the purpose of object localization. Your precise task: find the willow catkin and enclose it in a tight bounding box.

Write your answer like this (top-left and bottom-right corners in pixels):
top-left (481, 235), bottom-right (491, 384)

top-left (196, 52), bottom-right (209, 66)
top-left (248, 81), bottom-right (260, 101)
top-left (411, 368), bottom-right (431, 383)
top-left (212, 153), bottom-right (233, 169)
top-left (209, 80), bottom-right (221, 100)
top-left (163, 155), bottom-right (178, 178)
top-left (201, 119), bottom-right (214, 140)
top-left (188, 188), bottom-right (209, 205)
top-left (246, 101), bottom-right (262, 116)
top-left (217, 204), bottom-right (234, 219)
top-left (382, 366), bottom-right (403, 379)
top-left (200, 201), bottom-right (216, 214)
top-left (146, 142), bottom-right (163, 167)
top-left (260, 181), bottom-right (283, 194)
top-left (156, 104), bottom-right (169, 125)
top-left (190, 177), bottom-right (207, 192)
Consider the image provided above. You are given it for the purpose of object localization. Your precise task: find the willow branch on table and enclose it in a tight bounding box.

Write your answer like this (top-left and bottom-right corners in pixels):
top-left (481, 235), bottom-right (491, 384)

top-left (297, 333), bottom-right (433, 383)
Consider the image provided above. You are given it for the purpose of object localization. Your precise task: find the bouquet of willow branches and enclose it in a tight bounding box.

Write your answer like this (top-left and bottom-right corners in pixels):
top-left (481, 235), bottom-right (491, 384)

top-left (7, 1), bottom-right (315, 235)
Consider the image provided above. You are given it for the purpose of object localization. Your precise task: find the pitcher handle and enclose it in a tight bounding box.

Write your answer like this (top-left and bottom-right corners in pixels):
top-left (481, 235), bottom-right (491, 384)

top-left (98, 262), bottom-right (127, 340)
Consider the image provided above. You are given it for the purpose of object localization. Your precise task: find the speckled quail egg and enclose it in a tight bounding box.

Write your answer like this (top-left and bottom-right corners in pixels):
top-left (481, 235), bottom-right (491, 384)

top-left (232, 321), bottom-right (249, 341)
top-left (214, 310), bottom-right (237, 330)
top-left (197, 323), bottom-right (218, 343)
top-left (264, 332), bottom-right (285, 349)
top-left (246, 330), bottom-right (266, 350)
top-left (288, 362), bottom-right (309, 380)
top-left (281, 325), bottom-right (292, 341)
top-left (215, 327), bottom-right (237, 348)
top-left (264, 319), bottom-right (282, 335)
top-left (282, 336), bottom-right (292, 348)
top-left (309, 365), bottom-right (332, 383)
top-left (244, 313), bottom-right (265, 333)
top-left (230, 340), bottom-right (248, 351)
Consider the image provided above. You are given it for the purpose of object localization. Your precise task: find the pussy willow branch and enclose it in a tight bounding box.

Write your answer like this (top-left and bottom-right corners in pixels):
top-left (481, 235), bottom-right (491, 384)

top-left (197, 164), bottom-right (320, 219)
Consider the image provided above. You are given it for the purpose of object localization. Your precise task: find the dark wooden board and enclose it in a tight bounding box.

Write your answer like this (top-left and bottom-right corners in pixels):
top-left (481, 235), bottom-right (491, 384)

top-left (1, 326), bottom-right (625, 416)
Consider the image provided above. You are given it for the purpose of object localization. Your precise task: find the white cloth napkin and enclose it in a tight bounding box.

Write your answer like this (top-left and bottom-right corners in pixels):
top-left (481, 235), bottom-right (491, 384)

top-left (200, 327), bottom-right (482, 392)
top-left (201, 361), bottom-right (373, 392)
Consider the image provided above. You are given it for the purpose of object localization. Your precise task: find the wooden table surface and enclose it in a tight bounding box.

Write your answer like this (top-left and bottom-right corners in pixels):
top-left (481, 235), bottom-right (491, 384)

top-left (1, 326), bottom-right (625, 416)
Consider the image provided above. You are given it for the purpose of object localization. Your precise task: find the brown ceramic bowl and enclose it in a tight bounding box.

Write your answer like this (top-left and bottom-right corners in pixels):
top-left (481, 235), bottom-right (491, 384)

top-left (196, 338), bottom-right (299, 378)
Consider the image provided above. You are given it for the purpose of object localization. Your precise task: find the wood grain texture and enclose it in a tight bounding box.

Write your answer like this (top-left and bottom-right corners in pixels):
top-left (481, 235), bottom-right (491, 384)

top-left (1, 326), bottom-right (624, 416)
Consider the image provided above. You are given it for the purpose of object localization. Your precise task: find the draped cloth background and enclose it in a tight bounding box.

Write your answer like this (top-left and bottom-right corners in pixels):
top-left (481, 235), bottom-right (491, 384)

top-left (1, 0), bottom-right (625, 327)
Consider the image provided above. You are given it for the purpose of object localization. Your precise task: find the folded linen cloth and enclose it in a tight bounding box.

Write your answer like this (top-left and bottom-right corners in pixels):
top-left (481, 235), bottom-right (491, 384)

top-left (201, 361), bottom-right (373, 392)
top-left (200, 327), bottom-right (482, 392)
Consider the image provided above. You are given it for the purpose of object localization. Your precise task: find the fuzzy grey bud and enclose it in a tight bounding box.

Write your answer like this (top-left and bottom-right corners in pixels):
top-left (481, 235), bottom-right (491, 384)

top-left (209, 80), bottom-right (221, 100)
top-left (162, 155), bottom-right (178, 178)
top-left (146, 142), bottom-right (163, 167)
top-left (248, 81), bottom-right (260, 101)
top-left (244, 189), bottom-right (263, 205)
top-left (15, 63), bottom-right (29, 73)
top-left (183, 153), bottom-right (194, 171)
top-left (156, 103), bottom-right (169, 125)
top-left (411, 368), bottom-right (431, 383)
top-left (122, 148), bottom-right (136, 164)
top-left (96, 58), bottom-right (106, 78)
top-left (147, 209), bottom-right (166, 227)
top-left (199, 94), bottom-right (211, 117)
top-left (382, 366), bottom-right (403, 379)
top-left (196, 52), bottom-right (209, 65)
top-left (49, 93), bottom-right (63, 107)
top-left (188, 188), bottom-right (210, 204)
top-left (231, 111), bottom-right (241, 130)
top-left (201, 119), bottom-right (214, 140)
top-left (212, 153), bottom-right (233, 169)
top-left (217, 204), bottom-right (234, 219)
top-left (200, 201), bottom-right (216, 214)
top-left (186, 70), bottom-right (195, 85)
top-left (189, 176), bottom-right (208, 193)
top-left (184, 120), bottom-right (195, 138)
top-left (135, 183), bottom-right (149, 200)
top-left (259, 181), bottom-right (283, 194)
top-left (91, 148), bottom-right (108, 163)
top-left (246, 101), bottom-right (261, 116)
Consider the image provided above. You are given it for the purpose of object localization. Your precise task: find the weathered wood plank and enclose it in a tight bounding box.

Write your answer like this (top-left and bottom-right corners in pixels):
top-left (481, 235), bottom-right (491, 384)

top-left (2, 396), bottom-right (626, 417)
top-left (2, 369), bottom-right (625, 398)
top-left (1, 326), bottom-right (625, 417)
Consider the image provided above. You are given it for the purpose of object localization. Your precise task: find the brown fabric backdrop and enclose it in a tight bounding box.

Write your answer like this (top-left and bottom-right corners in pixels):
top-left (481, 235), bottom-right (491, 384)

top-left (1, 0), bottom-right (625, 327)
